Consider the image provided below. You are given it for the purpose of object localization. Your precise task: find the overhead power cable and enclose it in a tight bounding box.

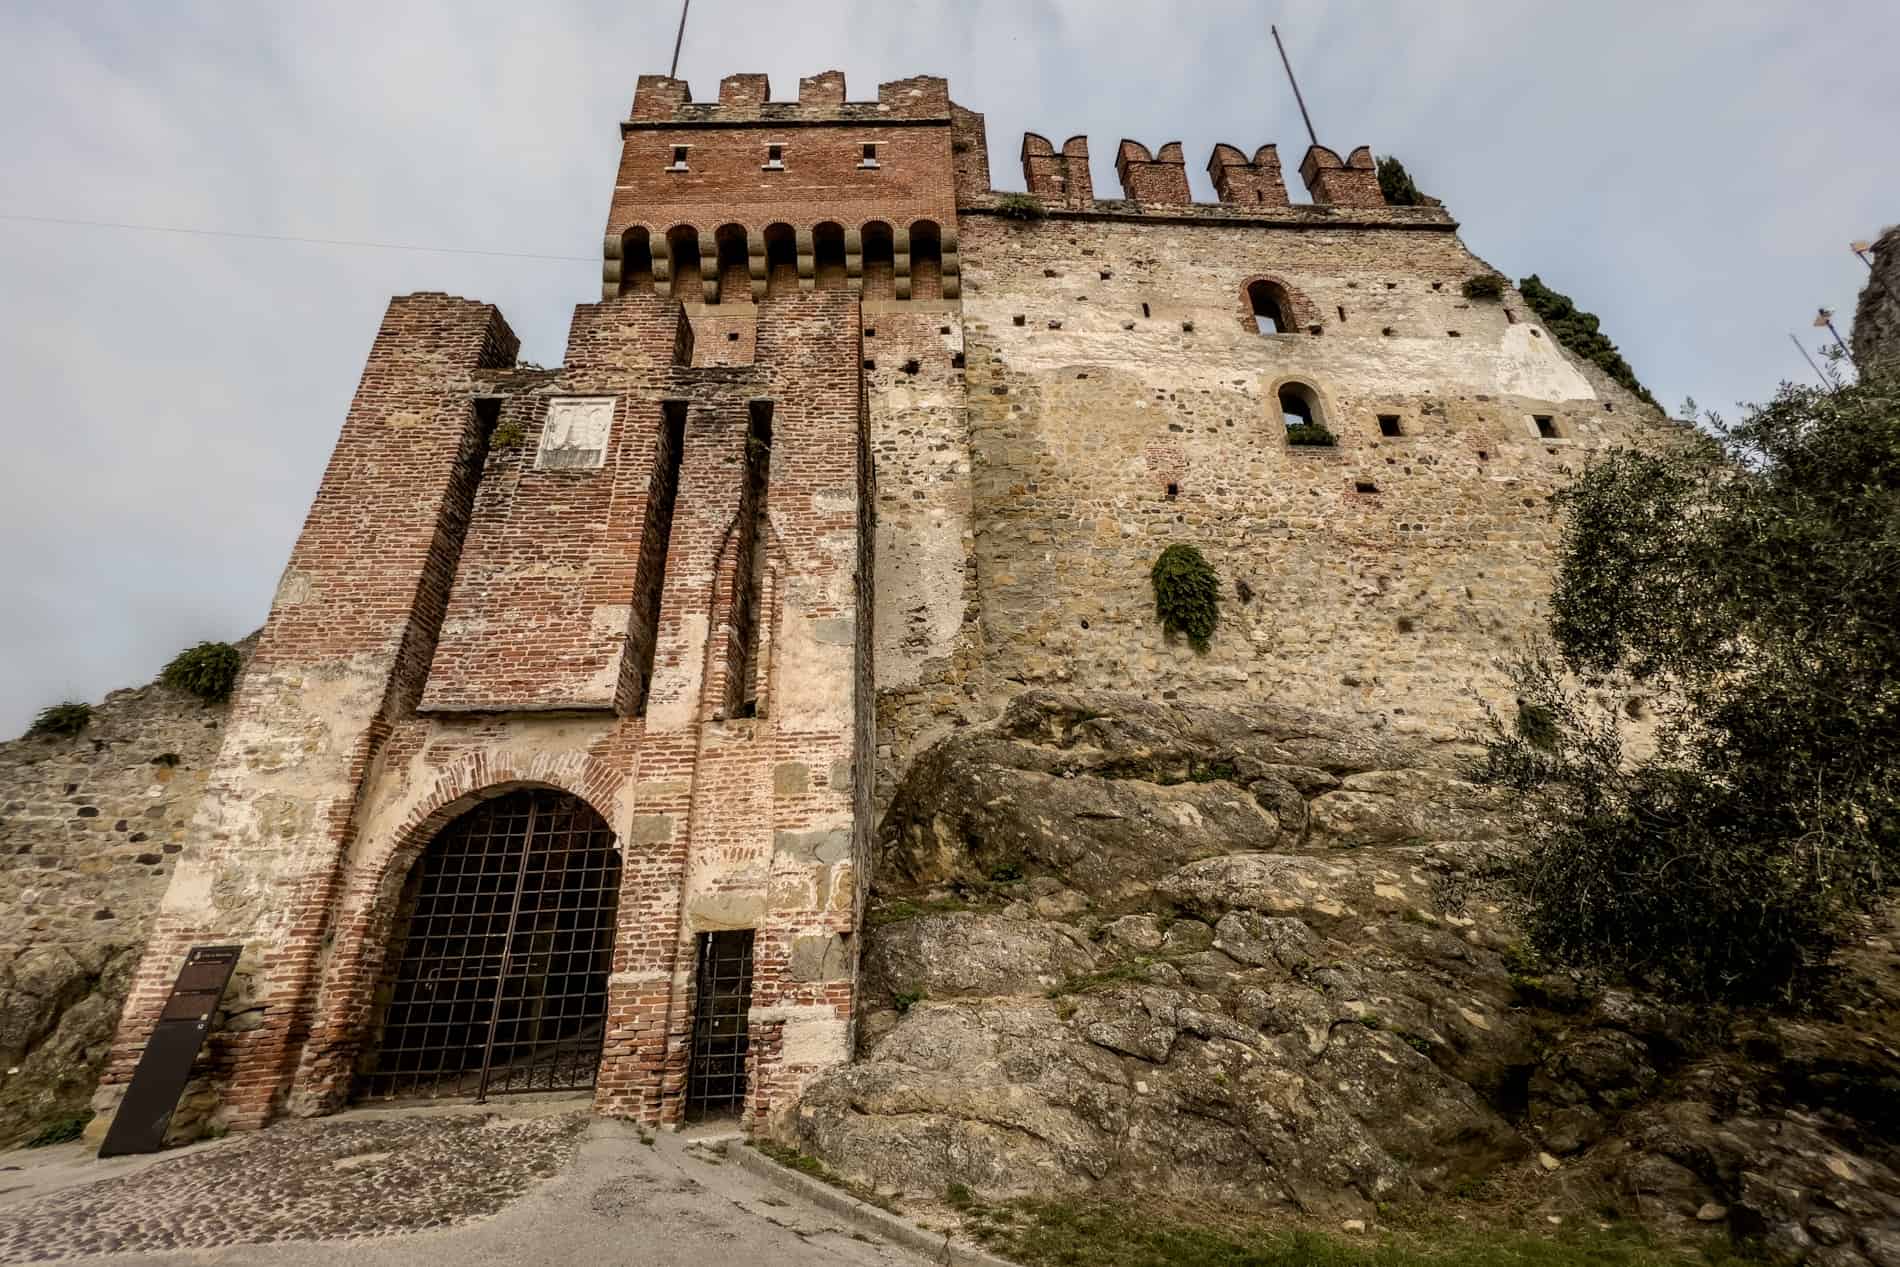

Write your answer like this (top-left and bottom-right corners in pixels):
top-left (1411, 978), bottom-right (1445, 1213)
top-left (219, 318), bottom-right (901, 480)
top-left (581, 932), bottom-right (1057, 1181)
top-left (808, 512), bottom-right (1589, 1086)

top-left (0, 212), bottom-right (594, 264)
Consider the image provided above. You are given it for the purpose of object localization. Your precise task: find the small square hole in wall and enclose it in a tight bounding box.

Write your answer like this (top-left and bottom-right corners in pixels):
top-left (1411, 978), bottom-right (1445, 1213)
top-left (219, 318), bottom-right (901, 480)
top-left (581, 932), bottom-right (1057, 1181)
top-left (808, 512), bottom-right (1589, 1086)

top-left (1165, 482), bottom-right (1179, 499)
top-left (1448, 330), bottom-right (1462, 338)
top-left (1478, 449), bottom-right (1489, 462)
top-left (865, 327), bottom-right (876, 338)
top-left (1355, 480), bottom-right (1380, 494)
top-left (1378, 414), bottom-right (1403, 437)
top-left (901, 358), bottom-right (920, 375)
top-left (1431, 281), bottom-right (1443, 291)
top-left (951, 351), bottom-right (966, 368)
top-left (1100, 270), bottom-right (1111, 280)
top-left (1385, 281), bottom-right (1397, 290)
top-left (1397, 616), bottom-right (1416, 633)
top-left (727, 331), bottom-right (739, 341)
top-left (939, 325), bottom-right (951, 335)
top-left (1013, 314), bottom-right (1025, 326)
top-left (863, 358), bottom-right (876, 370)
top-left (1533, 415), bottom-right (1557, 439)
top-left (1381, 326), bottom-right (1394, 336)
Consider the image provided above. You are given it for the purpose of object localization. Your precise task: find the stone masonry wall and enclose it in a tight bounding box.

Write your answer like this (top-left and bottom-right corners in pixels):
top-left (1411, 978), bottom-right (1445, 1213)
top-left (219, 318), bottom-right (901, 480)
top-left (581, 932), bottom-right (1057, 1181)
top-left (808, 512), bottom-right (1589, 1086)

top-left (0, 644), bottom-right (249, 1145)
top-left (1854, 224), bottom-right (1900, 380)
top-left (872, 204), bottom-right (1685, 792)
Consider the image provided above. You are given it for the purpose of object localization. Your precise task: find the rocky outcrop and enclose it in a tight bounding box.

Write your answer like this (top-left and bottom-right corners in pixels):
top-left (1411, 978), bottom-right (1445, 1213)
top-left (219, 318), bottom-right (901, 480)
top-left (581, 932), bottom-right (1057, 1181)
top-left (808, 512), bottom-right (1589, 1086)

top-left (0, 647), bottom-right (247, 1145)
top-left (797, 690), bottom-right (1900, 1261)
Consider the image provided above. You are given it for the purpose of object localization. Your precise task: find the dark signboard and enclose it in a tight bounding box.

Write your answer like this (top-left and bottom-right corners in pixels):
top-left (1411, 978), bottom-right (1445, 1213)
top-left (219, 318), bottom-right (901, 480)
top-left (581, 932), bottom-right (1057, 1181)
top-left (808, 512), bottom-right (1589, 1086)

top-left (97, 944), bottom-right (242, 1158)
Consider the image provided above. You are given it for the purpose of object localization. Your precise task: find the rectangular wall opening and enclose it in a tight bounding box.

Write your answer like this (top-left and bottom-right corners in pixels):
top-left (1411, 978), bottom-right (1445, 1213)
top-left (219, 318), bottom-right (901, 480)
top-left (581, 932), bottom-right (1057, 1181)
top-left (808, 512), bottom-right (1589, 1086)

top-left (627, 402), bottom-right (686, 716)
top-left (1533, 414), bottom-right (1558, 439)
top-left (1378, 414), bottom-right (1403, 437)
top-left (685, 930), bottom-right (755, 1121)
top-left (726, 401), bottom-right (774, 718)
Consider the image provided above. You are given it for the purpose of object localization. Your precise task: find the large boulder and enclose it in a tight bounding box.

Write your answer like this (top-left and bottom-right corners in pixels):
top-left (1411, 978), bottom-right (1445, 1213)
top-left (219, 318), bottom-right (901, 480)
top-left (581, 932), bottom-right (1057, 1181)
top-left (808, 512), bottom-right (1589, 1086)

top-left (798, 689), bottom-right (1900, 1254)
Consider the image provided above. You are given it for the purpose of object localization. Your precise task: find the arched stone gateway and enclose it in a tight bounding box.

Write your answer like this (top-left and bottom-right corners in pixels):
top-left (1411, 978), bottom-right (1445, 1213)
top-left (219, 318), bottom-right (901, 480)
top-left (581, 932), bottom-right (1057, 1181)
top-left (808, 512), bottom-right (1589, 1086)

top-left (353, 788), bottom-right (621, 1103)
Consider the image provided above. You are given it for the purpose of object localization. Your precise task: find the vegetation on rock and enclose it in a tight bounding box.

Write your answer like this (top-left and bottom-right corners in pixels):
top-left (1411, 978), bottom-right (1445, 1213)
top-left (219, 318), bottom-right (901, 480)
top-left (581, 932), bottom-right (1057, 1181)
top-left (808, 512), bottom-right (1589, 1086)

top-left (160, 641), bottom-right (242, 702)
top-left (1480, 378), bottom-right (1900, 1003)
top-left (1376, 156), bottom-right (1422, 207)
top-left (1150, 544), bottom-right (1220, 651)
top-left (24, 1112), bottom-right (92, 1148)
top-left (26, 702), bottom-right (91, 738)
top-left (1285, 423), bottom-right (1338, 447)
top-left (1515, 275), bottom-right (1659, 407)
top-left (995, 192), bottom-right (1047, 221)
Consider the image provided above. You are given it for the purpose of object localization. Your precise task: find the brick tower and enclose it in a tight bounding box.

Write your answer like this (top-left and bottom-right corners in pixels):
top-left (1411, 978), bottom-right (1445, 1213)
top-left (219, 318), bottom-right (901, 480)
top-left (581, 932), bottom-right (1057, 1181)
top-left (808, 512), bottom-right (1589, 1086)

top-left (97, 70), bottom-right (970, 1139)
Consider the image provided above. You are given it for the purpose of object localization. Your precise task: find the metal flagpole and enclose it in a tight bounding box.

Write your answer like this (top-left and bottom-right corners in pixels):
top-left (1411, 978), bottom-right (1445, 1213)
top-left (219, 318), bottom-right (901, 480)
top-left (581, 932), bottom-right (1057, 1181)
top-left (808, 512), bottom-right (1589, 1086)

top-left (1788, 332), bottom-right (1833, 390)
top-left (669, 0), bottom-right (691, 78)
top-left (1271, 25), bottom-right (1320, 149)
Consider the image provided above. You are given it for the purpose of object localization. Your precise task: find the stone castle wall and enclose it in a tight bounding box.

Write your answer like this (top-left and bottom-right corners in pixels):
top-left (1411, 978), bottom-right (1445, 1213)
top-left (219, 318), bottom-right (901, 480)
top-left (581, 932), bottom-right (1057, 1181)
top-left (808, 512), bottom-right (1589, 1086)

top-left (0, 653), bottom-right (244, 1145)
top-left (1854, 225), bottom-right (1900, 379)
top-left (872, 201), bottom-right (1679, 796)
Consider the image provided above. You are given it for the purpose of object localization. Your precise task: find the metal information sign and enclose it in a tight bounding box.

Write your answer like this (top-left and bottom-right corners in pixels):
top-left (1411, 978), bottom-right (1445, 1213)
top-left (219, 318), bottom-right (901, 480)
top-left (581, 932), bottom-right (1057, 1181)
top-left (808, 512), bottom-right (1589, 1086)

top-left (97, 944), bottom-right (242, 1158)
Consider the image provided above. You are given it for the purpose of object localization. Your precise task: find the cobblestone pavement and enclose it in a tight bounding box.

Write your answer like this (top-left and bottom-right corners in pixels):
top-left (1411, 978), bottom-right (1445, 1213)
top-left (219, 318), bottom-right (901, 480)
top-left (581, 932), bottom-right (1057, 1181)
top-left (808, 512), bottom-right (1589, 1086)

top-left (0, 1106), bottom-right (586, 1261)
top-left (0, 1103), bottom-right (930, 1267)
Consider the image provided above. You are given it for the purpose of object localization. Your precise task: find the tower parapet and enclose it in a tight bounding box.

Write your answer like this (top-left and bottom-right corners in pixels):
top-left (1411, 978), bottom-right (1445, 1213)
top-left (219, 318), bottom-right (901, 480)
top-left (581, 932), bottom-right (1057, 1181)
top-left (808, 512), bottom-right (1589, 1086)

top-left (1298, 144), bottom-right (1386, 208)
top-left (1022, 133), bottom-right (1093, 208)
top-left (1115, 140), bottom-right (1191, 206)
top-left (1208, 143), bottom-right (1289, 207)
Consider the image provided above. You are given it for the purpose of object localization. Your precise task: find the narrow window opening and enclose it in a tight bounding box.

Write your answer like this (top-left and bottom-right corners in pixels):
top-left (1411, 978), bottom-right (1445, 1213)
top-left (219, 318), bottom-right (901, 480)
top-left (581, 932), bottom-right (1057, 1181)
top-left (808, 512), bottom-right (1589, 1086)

top-left (474, 397), bottom-right (503, 449)
top-left (951, 351), bottom-right (966, 369)
top-left (1247, 281), bottom-right (1286, 334)
top-left (1378, 414), bottom-right (1403, 437)
top-left (1337, 305), bottom-right (1347, 322)
top-left (1533, 415), bottom-right (1557, 439)
top-left (629, 403), bottom-right (687, 716)
top-left (669, 145), bottom-right (689, 171)
top-left (859, 142), bottom-right (879, 168)
top-left (1478, 449), bottom-right (1489, 462)
top-left (1141, 303), bottom-right (1151, 318)
top-left (727, 403), bottom-right (774, 719)
top-left (1280, 382), bottom-right (1333, 446)
top-left (1165, 482), bottom-right (1179, 499)
top-left (685, 930), bottom-right (755, 1122)
top-left (813, 222), bottom-right (847, 291)
top-left (763, 143), bottom-right (784, 170)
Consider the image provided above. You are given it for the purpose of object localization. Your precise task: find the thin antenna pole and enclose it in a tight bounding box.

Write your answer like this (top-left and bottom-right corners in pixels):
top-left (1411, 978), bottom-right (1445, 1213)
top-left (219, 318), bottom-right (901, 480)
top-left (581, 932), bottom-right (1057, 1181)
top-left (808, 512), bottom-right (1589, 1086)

top-left (669, 0), bottom-right (691, 78)
top-left (1789, 332), bottom-right (1832, 389)
top-left (1823, 317), bottom-right (1856, 368)
top-left (1271, 25), bottom-right (1320, 149)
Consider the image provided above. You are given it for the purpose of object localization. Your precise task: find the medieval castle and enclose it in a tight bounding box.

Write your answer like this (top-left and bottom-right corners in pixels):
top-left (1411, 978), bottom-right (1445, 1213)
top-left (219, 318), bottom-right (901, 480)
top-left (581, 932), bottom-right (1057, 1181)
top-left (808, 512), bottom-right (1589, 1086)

top-left (76, 70), bottom-right (1679, 1142)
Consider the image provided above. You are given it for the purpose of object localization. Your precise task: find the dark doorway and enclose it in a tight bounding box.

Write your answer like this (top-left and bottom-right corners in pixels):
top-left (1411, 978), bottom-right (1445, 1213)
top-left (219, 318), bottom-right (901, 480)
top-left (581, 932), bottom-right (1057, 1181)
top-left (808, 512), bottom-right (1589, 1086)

top-left (354, 788), bottom-right (621, 1103)
top-left (685, 930), bottom-right (755, 1120)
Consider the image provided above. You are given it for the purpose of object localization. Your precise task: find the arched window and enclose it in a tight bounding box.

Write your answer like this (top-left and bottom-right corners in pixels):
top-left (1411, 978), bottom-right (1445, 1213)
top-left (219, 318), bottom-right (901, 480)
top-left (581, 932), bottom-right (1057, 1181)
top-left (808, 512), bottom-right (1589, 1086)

top-left (813, 222), bottom-right (846, 291)
top-left (1278, 381), bottom-right (1335, 446)
top-left (713, 224), bottom-right (750, 304)
top-left (763, 223), bottom-right (797, 297)
top-left (910, 220), bottom-right (943, 300)
top-left (666, 225), bottom-right (702, 301)
top-left (1248, 280), bottom-right (1289, 334)
top-left (619, 227), bottom-right (654, 296)
top-left (861, 221), bottom-right (895, 301)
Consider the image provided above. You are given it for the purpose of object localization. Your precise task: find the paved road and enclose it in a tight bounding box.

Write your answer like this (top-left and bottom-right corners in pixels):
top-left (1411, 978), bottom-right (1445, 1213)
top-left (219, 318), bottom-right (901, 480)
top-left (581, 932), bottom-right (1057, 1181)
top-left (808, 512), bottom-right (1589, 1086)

top-left (0, 1101), bottom-right (931, 1266)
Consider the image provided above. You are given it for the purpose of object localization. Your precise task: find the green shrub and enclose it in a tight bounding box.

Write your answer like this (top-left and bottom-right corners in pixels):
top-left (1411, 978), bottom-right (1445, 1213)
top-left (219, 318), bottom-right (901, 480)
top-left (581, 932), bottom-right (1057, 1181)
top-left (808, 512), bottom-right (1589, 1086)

top-left (490, 419), bottom-right (527, 450)
top-left (161, 641), bottom-right (242, 702)
top-left (1516, 275), bottom-right (1659, 407)
top-left (1376, 155), bottom-right (1422, 206)
top-left (1284, 423), bottom-right (1337, 447)
top-left (25, 1112), bottom-right (92, 1148)
top-left (1479, 378), bottom-right (1900, 1003)
top-left (27, 702), bottom-right (91, 738)
top-left (1150, 544), bottom-right (1220, 652)
top-left (995, 193), bottom-right (1047, 221)
top-left (1460, 274), bottom-right (1505, 301)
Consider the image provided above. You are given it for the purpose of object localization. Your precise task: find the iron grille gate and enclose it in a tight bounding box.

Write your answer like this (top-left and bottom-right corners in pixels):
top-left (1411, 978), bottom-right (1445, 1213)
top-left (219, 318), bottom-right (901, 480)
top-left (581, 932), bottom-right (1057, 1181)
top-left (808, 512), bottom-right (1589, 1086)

top-left (685, 930), bottom-right (755, 1120)
top-left (355, 789), bottom-right (621, 1103)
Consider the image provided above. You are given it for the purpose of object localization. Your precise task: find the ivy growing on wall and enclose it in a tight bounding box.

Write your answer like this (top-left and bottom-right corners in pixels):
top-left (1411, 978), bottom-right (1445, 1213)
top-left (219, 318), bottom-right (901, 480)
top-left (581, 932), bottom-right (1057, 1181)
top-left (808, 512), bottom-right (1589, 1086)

top-left (1516, 275), bottom-right (1660, 407)
top-left (26, 702), bottom-right (91, 738)
top-left (1150, 544), bottom-right (1220, 652)
top-left (994, 193), bottom-right (1047, 221)
top-left (161, 641), bottom-right (242, 702)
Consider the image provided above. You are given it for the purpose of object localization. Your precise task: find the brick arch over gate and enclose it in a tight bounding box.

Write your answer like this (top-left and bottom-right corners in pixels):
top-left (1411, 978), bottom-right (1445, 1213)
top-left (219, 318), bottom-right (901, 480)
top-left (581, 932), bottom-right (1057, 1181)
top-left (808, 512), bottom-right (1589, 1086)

top-left (288, 752), bottom-right (627, 1113)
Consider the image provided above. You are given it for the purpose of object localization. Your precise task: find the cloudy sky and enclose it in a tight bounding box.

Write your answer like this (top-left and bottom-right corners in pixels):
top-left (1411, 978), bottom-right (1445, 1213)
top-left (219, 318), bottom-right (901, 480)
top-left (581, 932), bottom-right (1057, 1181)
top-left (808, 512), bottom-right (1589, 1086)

top-left (0, 0), bottom-right (1893, 735)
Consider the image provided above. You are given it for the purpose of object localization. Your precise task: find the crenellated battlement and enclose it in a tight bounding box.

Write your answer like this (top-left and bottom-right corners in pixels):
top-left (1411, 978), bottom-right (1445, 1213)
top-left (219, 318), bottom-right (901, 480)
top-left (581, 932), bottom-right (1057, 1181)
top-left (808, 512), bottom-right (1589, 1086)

top-left (1010, 132), bottom-right (1396, 211)
top-left (629, 71), bottom-right (952, 125)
